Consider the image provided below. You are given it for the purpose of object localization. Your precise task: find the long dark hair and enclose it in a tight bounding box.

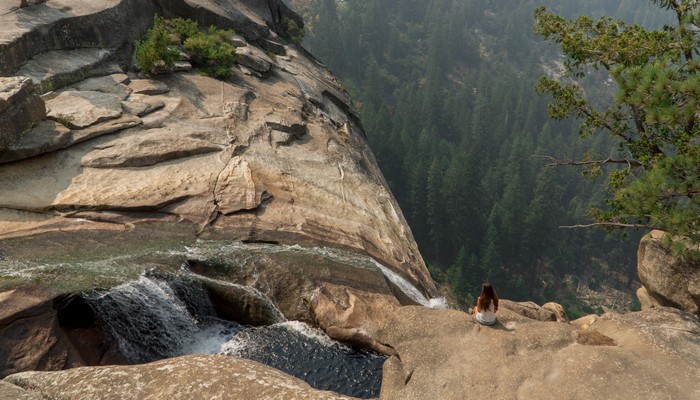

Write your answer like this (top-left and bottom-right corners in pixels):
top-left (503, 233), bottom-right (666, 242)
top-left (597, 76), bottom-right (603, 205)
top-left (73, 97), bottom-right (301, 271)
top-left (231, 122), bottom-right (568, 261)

top-left (477, 282), bottom-right (498, 311)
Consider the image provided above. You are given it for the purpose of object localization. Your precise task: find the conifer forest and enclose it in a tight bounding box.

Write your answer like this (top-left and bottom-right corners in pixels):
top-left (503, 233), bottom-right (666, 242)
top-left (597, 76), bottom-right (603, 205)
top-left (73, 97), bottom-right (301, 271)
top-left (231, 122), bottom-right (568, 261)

top-left (290, 0), bottom-right (685, 316)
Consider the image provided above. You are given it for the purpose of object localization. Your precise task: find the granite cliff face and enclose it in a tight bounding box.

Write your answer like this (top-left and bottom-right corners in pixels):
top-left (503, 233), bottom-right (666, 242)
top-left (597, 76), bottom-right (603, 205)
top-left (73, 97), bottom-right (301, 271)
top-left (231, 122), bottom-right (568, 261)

top-left (0, 0), bottom-right (436, 385)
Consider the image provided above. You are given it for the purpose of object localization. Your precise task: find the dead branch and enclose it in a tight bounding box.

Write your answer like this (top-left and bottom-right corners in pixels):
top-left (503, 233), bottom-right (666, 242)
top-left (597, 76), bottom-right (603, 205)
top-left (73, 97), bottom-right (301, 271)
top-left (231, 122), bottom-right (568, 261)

top-left (532, 155), bottom-right (642, 167)
top-left (559, 222), bottom-right (658, 229)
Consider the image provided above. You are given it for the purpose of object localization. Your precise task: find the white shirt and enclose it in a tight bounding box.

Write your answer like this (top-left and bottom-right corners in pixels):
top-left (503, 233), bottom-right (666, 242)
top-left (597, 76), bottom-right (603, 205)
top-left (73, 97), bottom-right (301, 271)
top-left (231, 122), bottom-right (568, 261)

top-left (476, 301), bottom-right (497, 325)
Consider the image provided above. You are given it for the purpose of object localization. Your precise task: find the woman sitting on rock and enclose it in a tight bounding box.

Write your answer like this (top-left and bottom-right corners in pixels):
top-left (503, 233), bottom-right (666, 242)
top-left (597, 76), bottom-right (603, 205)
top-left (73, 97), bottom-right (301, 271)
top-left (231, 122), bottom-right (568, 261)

top-left (471, 283), bottom-right (499, 325)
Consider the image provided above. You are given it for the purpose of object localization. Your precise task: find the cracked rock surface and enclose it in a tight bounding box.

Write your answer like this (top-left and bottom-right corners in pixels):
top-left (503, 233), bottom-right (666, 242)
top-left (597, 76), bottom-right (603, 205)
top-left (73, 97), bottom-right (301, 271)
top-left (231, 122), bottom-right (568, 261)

top-left (0, 0), bottom-right (435, 383)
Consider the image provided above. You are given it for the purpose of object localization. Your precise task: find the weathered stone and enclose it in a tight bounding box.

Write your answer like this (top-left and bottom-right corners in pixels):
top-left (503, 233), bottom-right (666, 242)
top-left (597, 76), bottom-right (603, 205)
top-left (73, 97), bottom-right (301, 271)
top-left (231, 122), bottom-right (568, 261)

top-left (81, 126), bottom-right (223, 168)
top-left (542, 301), bottom-right (569, 322)
top-left (376, 306), bottom-right (700, 400)
top-left (311, 283), bottom-right (399, 355)
top-left (0, 0), bottom-right (156, 76)
top-left (121, 99), bottom-right (165, 117)
top-left (275, 47), bottom-right (362, 129)
top-left (172, 61), bottom-right (192, 72)
top-left (0, 381), bottom-right (41, 400)
top-left (637, 230), bottom-right (700, 315)
top-left (70, 114), bottom-right (142, 143)
top-left (46, 91), bottom-right (123, 129)
top-left (499, 299), bottom-right (556, 321)
top-left (17, 48), bottom-right (116, 94)
top-left (0, 120), bottom-right (71, 163)
top-left (231, 34), bottom-right (247, 47)
top-left (0, 286), bottom-right (83, 378)
top-left (258, 37), bottom-right (287, 55)
top-left (4, 354), bottom-right (356, 400)
top-left (70, 74), bottom-right (132, 100)
top-left (203, 280), bottom-right (286, 326)
top-left (0, 77), bottom-right (46, 151)
top-left (128, 79), bottom-right (170, 95)
top-left (636, 285), bottom-right (663, 310)
top-left (236, 45), bottom-right (273, 74)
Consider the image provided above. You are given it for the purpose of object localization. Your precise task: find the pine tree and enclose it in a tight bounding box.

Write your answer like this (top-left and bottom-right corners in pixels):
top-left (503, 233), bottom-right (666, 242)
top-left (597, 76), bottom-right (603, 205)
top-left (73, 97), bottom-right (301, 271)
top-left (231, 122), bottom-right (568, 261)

top-left (534, 1), bottom-right (700, 254)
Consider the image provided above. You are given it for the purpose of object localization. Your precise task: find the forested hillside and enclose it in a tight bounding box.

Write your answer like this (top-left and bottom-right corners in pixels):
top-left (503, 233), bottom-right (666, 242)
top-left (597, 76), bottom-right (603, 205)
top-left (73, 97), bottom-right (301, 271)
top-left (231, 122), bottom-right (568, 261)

top-left (290, 0), bottom-right (673, 316)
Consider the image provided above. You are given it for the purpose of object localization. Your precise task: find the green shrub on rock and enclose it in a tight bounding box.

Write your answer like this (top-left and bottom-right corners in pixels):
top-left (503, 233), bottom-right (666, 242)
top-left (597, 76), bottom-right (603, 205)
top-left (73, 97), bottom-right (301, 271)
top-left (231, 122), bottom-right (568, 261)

top-left (167, 17), bottom-right (200, 42)
top-left (183, 26), bottom-right (236, 79)
top-left (135, 15), bottom-right (236, 80)
top-left (282, 16), bottom-right (305, 43)
top-left (135, 15), bottom-right (180, 75)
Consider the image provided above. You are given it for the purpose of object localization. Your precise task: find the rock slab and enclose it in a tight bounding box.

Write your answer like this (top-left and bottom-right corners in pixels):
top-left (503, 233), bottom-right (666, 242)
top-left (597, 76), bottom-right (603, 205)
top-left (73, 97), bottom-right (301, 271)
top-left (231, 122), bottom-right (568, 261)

top-left (376, 306), bottom-right (700, 400)
top-left (4, 354), bottom-right (357, 400)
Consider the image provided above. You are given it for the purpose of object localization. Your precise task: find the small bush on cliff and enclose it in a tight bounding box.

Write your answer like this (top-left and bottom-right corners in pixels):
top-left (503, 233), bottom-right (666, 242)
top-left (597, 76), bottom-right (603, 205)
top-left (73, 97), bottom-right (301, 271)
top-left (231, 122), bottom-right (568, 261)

top-left (135, 15), bottom-right (180, 75)
top-left (167, 17), bottom-right (199, 42)
top-left (282, 16), bottom-right (305, 43)
top-left (135, 16), bottom-right (236, 79)
top-left (183, 26), bottom-right (236, 79)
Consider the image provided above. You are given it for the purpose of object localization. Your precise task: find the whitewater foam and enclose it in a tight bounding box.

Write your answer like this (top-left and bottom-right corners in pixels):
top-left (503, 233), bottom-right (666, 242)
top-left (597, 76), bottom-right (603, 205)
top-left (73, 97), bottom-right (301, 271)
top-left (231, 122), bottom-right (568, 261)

top-left (372, 260), bottom-right (447, 308)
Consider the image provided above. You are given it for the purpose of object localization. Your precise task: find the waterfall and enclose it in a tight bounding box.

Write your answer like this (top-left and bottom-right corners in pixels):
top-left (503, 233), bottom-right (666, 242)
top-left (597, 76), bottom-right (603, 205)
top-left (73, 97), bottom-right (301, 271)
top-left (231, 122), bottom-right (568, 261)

top-left (85, 274), bottom-right (240, 364)
top-left (372, 260), bottom-right (447, 308)
top-left (179, 240), bottom-right (447, 309)
top-left (84, 273), bottom-right (385, 398)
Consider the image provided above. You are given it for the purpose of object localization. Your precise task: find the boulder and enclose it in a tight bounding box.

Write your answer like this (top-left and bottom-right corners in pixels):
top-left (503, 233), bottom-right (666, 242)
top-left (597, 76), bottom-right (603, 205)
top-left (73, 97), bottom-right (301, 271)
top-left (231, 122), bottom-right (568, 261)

top-left (637, 230), bottom-right (700, 315)
top-left (121, 98), bottom-right (165, 117)
top-left (0, 0), bottom-right (156, 76)
top-left (4, 354), bottom-right (356, 399)
top-left (16, 49), bottom-right (122, 94)
top-left (375, 306), bottom-right (700, 400)
top-left (0, 121), bottom-right (70, 164)
top-left (542, 301), bottom-right (569, 322)
top-left (311, 283), bottom-right (399, 355)
top-left (499, 299), bottom-right (557, 321)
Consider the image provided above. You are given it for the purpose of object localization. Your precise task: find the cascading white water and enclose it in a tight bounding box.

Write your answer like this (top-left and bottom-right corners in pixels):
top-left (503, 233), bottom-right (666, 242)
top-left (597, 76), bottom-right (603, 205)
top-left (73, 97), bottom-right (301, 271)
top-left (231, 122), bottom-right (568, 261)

top-left (178, 240), bottom-right (447, 309)
top-left (85, 275), bottom-right (214, 363)
top-left (372, 260), bottom-right (447, 308)
top-left (84, 273), bottom-right (385, 398)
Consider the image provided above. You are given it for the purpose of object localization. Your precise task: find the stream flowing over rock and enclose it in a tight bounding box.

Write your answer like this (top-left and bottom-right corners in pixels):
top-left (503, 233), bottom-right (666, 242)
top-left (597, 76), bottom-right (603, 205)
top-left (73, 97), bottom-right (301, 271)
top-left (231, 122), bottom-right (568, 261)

top-left (1, 0), bottom-right (699, 399)
top-left (0, 0), bottom-right (437, 371)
